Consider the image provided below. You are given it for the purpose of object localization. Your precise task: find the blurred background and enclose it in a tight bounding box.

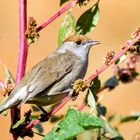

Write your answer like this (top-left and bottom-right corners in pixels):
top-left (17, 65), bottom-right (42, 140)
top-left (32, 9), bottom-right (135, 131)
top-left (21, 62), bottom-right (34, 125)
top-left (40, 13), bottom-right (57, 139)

top-left (0, 0), bottom-right (140, 139)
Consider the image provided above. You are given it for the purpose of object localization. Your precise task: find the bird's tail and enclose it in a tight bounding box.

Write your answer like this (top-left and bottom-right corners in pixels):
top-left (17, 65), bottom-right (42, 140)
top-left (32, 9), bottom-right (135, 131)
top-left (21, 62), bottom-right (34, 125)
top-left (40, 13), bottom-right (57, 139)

top-left (0, 95), bottom-right (21, 114)
top-left (0, 100), bottom-right (20, 114)
top-left (0, 86), bottom-right (27, 114)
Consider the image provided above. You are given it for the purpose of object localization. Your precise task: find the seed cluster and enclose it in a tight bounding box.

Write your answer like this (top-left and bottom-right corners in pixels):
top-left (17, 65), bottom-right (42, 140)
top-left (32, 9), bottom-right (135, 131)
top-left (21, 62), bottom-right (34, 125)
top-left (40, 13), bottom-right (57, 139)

top-left (25, 17), bottom-right (39, 44)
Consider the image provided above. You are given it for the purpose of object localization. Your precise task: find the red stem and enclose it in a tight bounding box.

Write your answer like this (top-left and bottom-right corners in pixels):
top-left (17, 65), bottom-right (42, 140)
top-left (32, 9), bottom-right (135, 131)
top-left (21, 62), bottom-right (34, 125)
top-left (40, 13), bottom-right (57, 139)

top-left (26, 96), bottom-right (71, 129)
top-left (25, 29), bottom-right (140, 129)
top-left (37, 0), bottom-right (77, 32)
top-left (78, 35), bottom-right (140, 110)
top-left (16, 0), bottom-right (28, 82)
top-left (10, 0), bottom-right (27, 139)
top-left (0, 80), bottom-right (4, 88)
top-left (85, 40), bottom-right (139, 82)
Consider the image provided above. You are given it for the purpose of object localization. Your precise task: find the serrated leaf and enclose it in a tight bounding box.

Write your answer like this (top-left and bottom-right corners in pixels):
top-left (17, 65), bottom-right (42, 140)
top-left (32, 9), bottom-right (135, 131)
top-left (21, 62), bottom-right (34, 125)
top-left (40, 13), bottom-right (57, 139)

top-left (115, 54), bottom-right (127, 65)
top-left (60, 0), bottom-right (70, 6)
top-left (43, 108), bottom-right (104, 140)
top-left (104, 76), bottom-right (119, 90)
top-left (86, 89), bottom-right (96, 112)
top-left (76, 3), bottom-right (99, 35)
top-left (58, 12), bottom-right (76, 46)
top-left (12, 118), bottom-right (25, 129)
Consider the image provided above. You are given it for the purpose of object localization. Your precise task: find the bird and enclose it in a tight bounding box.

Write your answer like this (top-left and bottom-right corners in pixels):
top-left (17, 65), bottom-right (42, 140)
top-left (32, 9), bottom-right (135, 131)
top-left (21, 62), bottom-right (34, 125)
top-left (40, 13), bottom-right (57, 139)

top-left (0, 35), bottom-right (100, 113)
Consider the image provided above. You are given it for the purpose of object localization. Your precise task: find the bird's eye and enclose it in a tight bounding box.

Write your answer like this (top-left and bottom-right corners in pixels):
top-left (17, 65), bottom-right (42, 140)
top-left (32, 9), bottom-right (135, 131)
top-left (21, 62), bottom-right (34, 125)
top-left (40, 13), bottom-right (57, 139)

top-left (75, 40), bottom-right (82, 46)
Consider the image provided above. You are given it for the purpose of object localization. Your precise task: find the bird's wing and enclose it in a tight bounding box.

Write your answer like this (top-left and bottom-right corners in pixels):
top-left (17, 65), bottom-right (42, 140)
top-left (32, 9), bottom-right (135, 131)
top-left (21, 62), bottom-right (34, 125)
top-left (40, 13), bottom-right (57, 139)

top-left (20, 51), bottom-right (76, 104)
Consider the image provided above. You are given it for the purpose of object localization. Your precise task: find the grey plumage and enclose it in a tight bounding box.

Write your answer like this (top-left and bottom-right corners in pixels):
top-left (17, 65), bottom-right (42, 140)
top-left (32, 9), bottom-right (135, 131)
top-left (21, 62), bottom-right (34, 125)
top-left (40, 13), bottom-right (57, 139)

top-left (0, 35), bottom-right (100, 113)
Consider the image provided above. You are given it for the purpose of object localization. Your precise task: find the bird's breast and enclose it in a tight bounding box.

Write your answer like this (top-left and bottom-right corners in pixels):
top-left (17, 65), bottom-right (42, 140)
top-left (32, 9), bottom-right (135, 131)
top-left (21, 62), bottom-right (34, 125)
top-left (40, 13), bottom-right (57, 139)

top-left (47, 58), bottom-right (88, 96)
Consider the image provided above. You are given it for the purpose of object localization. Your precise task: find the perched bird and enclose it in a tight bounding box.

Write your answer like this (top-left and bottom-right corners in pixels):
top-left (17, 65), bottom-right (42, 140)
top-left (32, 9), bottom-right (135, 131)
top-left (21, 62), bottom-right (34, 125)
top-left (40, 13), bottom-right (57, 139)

top-left (0, 35), bottom-right (100, 113)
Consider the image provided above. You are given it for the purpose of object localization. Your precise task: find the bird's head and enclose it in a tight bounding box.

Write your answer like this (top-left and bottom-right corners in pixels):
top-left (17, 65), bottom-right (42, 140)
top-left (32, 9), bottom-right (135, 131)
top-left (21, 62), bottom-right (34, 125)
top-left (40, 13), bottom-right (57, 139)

top-left (57, 35), bottom-right (100, 59)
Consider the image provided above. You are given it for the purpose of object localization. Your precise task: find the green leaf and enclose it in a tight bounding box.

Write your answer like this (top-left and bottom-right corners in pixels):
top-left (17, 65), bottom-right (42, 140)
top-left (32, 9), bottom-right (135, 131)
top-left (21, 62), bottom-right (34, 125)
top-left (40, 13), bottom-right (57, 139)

top-left (60, 0), bottom-right (70, 6)
top-left (90, 77), bottom-right (101, 95)
top-left (58, 12), bottom-right (76, 46)
top-left (34, 124), bottom-right (44, 133)
top-left (43, 108), bottom-right (104, 140)
top-left (76, 3), bottom-right (99, 35)
top-left (119, 112), bottom-right (140, 123)
top-left (31, 105), bottom-right (40, 112)
top-left (132, 71), bottom-right (139, 79)
top-left (0, 60), bottom-right (15, 84)
top-left (50, 115), bottom-right (64, 123)
top-left (104, 76), bottom-right (119, 90)
top-left (12, 118), bottom-right (25, 129)
top-left (30, 115), bottom-right (40, 120)
top-left (86, 89), bottom-right (96, 112)
top-left (104, 120), bottom-right (124, 140)
top-left (115, 54), bottom-right (127, 65)
top-left (96, 103), bottom-right (107, 116)
top-left (1, 95), bottom-right (9, 116)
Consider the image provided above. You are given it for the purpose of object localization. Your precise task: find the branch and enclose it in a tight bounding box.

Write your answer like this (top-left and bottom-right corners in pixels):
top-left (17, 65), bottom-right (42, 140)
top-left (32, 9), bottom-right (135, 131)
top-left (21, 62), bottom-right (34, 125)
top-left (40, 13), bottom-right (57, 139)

top-left (10, 0), bottom-right (28, 139)
top-left (16, 0), bottom-right (28, 82)
top-left (25, 27), bottom-right (140, 129)
top-left (26, 96), bottom-right (71, 129)
top-left (37, 0), bottom-right (77, 32)
top-left (78, 28), bottom-right (140, 111)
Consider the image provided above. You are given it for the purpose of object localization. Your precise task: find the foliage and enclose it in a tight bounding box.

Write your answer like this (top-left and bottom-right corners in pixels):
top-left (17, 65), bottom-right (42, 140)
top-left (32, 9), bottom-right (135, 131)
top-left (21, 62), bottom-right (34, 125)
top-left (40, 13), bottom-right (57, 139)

top-left (43, 108), bottom-right (104, 140)
top-left (58, 12), bottom-right (76, 46)
top-left (76, 2), bottom-right (100, 35)
top-left (0, 0), bottom-right (140, 140)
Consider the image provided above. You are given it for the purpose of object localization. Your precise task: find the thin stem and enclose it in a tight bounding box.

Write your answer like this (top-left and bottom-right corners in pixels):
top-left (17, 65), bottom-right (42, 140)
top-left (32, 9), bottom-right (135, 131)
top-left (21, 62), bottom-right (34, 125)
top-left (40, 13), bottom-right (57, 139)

top-left (85, 38), bottom-right (140, 82)
top-left (25, 28), bottom-right (140, 129)
top-left (37, 0), bottom-right (77, 32)
top-left (26, 96), bottom-right (71, 129)
top-left (78, 32), bottom-right (140, 111)
top-left (10, 0), bottom-right (27, 139)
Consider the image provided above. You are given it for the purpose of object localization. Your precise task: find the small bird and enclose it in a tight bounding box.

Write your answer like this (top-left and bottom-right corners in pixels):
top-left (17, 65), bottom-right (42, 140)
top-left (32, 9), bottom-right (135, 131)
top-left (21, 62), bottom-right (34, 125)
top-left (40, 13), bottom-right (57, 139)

top-left (0, 35), bottom-right (100, 113)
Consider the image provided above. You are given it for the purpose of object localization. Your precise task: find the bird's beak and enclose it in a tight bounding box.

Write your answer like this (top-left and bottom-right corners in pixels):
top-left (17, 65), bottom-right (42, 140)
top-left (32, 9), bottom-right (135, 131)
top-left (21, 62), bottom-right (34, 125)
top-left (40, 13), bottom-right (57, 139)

top-left (87, 40), bottom-right (101, 46)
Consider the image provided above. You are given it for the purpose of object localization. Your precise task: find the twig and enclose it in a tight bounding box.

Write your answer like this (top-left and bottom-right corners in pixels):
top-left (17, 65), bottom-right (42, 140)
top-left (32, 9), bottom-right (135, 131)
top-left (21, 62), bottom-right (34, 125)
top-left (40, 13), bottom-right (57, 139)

top-left (25, 27), bottom-right (140, 129)
top-left (16, 0), bottom-right (28, 82)
top-left (10, 0), bottom-right (28, 139)
top-left (36, 0), bottom-right (77, 32)
top-left (78, 29), bottom-right (140, 110)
